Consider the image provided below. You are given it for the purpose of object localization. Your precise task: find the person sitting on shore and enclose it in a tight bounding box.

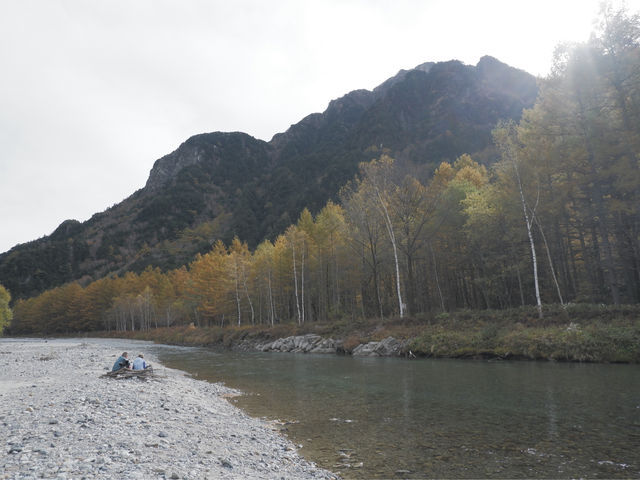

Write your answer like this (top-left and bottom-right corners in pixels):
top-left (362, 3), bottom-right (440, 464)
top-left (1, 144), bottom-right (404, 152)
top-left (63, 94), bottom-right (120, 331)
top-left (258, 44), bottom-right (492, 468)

top-left (112, 352), bottom-right (131, 372)
top-left (132, 354), bottom-right (149, 370)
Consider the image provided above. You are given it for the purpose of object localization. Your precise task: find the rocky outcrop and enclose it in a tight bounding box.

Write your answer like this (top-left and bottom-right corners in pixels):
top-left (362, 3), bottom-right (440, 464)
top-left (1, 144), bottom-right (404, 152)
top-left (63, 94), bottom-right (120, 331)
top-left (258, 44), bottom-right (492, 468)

top-left (144, 131), bottom-right (270, 191)
top-left (258, 334), bottom-right (340, 354)
top-left (351, 337), bottom-right (407, 357)
top-left (256, 334), bottom-right (408, 357)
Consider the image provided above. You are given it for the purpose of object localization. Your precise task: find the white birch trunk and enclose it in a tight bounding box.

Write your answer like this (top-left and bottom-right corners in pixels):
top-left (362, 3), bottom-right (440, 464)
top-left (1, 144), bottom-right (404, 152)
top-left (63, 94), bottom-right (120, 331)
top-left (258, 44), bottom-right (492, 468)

top-left (534, 215), bottom-right (564, 306)
top-left (241, 263), bottom-right (255, 324)
top-left (375, 186), bottom-right (405, 318)
top-left (234, 259), bottom-right (242, 326)
top-left (301, 238), bottom-right (305, 324)
top-left (513, 157), bottom-right (543, 319)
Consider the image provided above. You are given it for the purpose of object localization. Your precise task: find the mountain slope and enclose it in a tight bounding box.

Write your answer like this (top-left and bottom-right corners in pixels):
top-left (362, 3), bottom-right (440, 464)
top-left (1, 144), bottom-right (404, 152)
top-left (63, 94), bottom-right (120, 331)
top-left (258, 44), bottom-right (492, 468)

top-left (0, 56), bottom-right (537, 299)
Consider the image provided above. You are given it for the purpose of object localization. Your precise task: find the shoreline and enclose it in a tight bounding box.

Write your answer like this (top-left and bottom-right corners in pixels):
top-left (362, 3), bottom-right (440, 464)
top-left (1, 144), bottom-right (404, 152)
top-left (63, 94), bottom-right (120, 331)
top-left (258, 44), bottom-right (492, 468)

top-left (0, 338), bottom-right (337, 479)
top-left (93, 314), bottom-right (640, 364)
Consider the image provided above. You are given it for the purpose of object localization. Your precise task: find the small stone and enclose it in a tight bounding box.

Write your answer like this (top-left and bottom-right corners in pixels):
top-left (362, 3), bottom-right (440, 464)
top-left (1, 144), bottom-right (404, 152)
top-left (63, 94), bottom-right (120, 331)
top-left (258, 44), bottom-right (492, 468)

top-left (158, 431), bottom-right (168, 438)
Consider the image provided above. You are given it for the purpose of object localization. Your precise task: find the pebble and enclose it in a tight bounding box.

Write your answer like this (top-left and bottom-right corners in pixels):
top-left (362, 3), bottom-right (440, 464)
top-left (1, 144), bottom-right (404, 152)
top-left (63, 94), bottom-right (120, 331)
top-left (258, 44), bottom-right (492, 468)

top-left (0, 338), bottom-right (338, 479)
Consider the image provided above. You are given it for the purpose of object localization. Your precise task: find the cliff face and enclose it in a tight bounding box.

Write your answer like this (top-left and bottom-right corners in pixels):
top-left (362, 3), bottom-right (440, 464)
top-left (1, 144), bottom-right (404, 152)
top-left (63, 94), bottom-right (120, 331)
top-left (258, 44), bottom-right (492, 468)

top-left (144, 132), bottom-right (272, 191)
top-left (0, 57), bottom-right (538, 299)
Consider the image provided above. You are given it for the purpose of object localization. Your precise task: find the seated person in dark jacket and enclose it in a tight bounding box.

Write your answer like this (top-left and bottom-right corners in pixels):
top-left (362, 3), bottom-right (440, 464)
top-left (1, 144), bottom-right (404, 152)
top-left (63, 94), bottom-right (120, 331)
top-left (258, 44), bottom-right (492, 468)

top-left (112, 352), bottom-right (131, 371)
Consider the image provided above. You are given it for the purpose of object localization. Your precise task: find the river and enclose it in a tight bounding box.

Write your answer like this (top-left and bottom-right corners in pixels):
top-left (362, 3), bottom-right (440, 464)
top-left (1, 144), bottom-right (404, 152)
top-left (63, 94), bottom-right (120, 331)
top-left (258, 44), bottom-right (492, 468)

top-left (148, 346), bottom-right (640, 479)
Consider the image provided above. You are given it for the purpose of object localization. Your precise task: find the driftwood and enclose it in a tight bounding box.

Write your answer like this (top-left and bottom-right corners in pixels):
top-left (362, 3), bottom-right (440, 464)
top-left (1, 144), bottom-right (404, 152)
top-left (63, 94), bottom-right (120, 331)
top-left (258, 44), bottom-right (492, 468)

top-left (103, 366), bottom-right (155, 380)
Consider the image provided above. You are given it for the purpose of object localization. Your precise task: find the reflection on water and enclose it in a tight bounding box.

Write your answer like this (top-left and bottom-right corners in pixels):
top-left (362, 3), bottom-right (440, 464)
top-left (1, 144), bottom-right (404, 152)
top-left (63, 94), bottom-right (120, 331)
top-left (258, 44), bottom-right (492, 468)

top-left (150, 346), bottom-right (640, 479)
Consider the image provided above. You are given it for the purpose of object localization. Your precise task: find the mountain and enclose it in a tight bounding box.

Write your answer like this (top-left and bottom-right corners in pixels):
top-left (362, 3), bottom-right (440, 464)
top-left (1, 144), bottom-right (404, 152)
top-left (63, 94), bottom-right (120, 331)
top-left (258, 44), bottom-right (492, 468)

top-left (0, 56), bottom-right (538, 300)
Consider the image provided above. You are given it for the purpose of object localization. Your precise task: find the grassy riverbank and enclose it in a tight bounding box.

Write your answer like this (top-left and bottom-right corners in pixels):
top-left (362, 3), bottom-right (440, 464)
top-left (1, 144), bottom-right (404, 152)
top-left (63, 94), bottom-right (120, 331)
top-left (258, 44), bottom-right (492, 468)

top-left (96, 304), bottom-right (640, 363)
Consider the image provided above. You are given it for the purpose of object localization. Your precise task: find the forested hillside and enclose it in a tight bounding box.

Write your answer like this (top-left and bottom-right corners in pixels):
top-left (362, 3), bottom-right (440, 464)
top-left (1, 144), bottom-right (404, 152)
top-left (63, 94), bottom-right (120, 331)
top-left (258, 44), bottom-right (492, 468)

top-left (5, 5), bottom-right (640, 337)
top-left (0, 56), bottom-right (536, 301)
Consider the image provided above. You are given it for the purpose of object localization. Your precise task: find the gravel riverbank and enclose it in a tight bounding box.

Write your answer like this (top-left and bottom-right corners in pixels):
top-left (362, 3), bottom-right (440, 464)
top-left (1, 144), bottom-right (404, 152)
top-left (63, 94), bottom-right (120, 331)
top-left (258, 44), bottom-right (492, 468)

top-left (0, 338), bottom-right (337, 479)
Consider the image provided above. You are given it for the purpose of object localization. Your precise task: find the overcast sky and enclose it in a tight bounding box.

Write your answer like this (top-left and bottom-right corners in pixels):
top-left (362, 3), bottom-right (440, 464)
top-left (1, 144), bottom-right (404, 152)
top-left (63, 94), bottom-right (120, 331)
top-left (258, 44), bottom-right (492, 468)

top-left (0, 0), bottom-right (626, 254)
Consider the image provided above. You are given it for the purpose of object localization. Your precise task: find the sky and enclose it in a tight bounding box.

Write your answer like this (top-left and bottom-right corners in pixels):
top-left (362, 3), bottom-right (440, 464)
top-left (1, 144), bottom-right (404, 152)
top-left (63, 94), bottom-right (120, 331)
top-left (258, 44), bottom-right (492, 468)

top-left (0, 0), bottom-right (630, 254)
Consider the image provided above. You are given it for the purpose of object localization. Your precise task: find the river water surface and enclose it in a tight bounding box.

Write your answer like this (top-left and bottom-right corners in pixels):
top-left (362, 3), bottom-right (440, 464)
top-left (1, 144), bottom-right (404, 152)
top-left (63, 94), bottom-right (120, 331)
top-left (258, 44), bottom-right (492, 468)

top-left (149, 346), bottom-right (640, 479)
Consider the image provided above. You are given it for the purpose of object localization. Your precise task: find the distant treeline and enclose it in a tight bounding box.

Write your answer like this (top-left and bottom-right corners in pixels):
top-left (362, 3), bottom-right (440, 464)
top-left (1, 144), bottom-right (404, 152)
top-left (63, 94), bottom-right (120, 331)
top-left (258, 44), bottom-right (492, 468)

top-left (6, 4), bottom-right (640, 334)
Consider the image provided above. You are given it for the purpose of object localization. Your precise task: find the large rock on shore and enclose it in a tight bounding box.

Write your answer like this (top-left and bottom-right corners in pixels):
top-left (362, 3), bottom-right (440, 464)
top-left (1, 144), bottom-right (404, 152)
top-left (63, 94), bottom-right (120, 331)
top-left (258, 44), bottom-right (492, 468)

top-left (352, 337), bottom-right (407, 357)
top-left (258, 334), bottom-right (408, 357)
top-left (258, 334), bottom-right (339, 354)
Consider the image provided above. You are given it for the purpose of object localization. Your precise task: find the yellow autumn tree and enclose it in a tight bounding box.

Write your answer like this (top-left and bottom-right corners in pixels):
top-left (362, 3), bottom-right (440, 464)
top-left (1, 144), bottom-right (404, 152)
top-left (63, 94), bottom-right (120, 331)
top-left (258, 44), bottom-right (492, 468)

top-left (0, 284), bottom-right (12, 335)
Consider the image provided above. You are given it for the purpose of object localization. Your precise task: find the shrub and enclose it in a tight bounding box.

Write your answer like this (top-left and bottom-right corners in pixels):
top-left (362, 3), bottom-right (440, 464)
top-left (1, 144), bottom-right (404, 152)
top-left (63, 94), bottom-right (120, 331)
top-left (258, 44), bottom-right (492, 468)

top-left (342, 334), bottom-right (363, 353)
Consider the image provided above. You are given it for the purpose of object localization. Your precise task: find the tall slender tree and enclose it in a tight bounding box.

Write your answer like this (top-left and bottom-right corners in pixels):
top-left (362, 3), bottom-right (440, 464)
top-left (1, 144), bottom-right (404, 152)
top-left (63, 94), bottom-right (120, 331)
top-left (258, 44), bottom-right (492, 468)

top-left (494, 121), bottom-right (544, 318)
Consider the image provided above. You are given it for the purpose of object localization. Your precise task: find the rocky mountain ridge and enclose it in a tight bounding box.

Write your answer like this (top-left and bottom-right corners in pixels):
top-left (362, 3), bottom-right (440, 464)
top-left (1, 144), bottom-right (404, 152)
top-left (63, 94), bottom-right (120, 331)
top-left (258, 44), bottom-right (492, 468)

top-left (0, 56), bottom-right (538, 300)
